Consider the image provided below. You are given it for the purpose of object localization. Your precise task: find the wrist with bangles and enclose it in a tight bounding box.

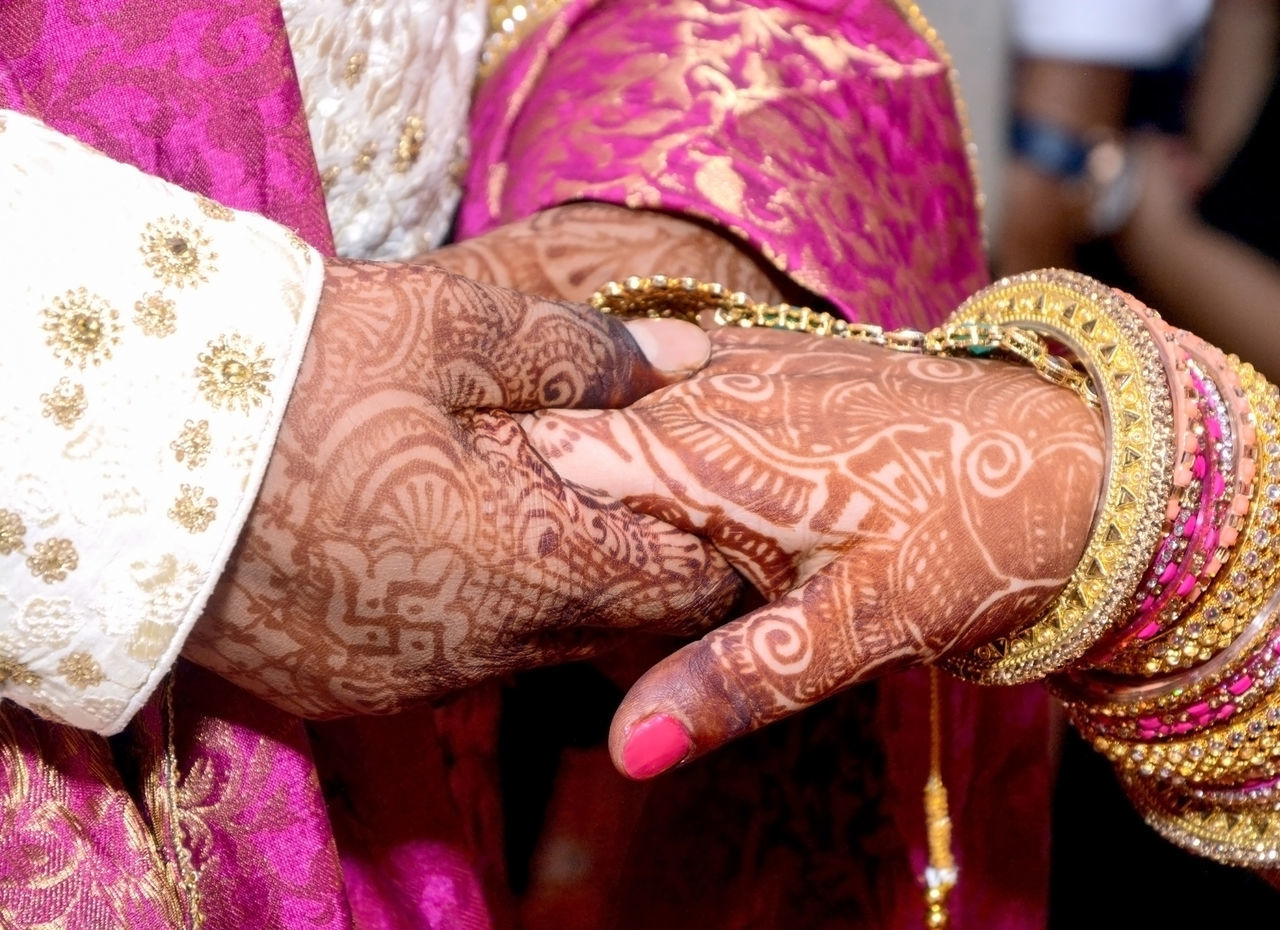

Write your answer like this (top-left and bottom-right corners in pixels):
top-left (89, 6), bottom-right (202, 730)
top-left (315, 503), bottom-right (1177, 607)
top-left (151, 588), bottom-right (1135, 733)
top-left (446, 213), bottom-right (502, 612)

top-left (589, 269), bottom-right (1280, 899)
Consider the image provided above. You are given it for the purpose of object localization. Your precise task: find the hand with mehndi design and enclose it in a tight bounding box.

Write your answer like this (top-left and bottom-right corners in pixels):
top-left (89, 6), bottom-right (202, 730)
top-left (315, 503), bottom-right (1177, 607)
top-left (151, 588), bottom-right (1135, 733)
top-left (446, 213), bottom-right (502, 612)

top-left (523, 327), bottom-right (1107, 778)
top-left (184, 259), bottom-right (743, 718)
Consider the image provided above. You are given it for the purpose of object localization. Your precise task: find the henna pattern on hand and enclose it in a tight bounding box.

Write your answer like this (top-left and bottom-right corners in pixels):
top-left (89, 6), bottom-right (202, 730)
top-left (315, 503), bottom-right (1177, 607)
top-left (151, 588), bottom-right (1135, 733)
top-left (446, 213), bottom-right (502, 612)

top-left (422, 202), bottom-right (797, 304)
top-left (185, 260), bottom-right (741, 718)
top-left (526, 329), bottom-right (1106, 734)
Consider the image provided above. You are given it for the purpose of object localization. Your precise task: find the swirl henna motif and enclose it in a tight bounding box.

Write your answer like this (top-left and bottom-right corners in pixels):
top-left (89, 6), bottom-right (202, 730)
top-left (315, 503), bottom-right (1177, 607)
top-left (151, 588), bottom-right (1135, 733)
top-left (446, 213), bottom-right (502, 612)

top-left (525, 328), bottom-right (1106, 747)
top-left (185, 260), bottom-right (741, 718)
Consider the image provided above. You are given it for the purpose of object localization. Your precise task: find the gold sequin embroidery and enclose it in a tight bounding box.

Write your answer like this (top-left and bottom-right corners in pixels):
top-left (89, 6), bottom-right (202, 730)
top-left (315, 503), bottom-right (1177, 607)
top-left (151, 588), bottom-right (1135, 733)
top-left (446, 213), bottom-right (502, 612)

top-left (195, 195), bottom-right (235, 221)
top-left (394, 116), bottom-right (426, 173)
top-left (134, 292), bottom-right (178, 337)
top-left (57, 652), bottom-right (105, 689)
top-left (345, 51), bottom-right (367, 87)
top-left (39, 377), bottom-right (87, 429)
top-left (171, 419), bottom-right (212, 469)
top-left (0, 509), bottom-right (26, 555)
top-left (27, 537), bottom-right (78, 583)
top-left (42, 288), bottom-right (121, 368)
top-left (195, 334), bottom-right (274, 412)
top-left (141, 217), bottom-right (217, 288)
top-left (168, 485), bottom-right (217, 533)
top-left (353, 141), bottom-right (378, 174)
top-left (0, 654), bottom-right (40, 688)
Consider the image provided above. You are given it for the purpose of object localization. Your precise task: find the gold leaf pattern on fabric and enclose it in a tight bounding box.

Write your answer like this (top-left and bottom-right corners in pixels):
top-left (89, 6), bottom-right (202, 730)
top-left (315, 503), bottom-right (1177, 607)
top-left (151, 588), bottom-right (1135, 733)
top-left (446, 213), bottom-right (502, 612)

top-left (0, 705), bottom-right (187, 928)
top-left (40, 377), bottom-right (88, 428)
top-left (195, 334), bottom-right (274, 413)
top-left (140, 218), bottom-right (217, 288)
top-left (26, 537), bottom-right (78, 583)
top-left (0, 509), bottom-right (25, 555)
top-left (42, 288), bottom-right (121, 368)
top-left (464, 0), bottom-right (988, 330)
top-left (134, 293), bottom-right (179, 338)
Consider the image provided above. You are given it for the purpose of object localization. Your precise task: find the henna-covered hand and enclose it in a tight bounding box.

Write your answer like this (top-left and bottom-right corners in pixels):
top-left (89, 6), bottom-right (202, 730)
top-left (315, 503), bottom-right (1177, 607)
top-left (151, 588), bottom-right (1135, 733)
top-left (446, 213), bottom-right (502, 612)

top-left (184, 260), bottom-right (743, 718)
top-left (523, 328), bottom-right (1106, 777)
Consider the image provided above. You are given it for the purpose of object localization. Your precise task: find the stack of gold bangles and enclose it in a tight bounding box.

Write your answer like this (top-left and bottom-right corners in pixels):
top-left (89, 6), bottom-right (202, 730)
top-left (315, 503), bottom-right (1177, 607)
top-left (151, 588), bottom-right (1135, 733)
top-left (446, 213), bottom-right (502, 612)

top-left (591, 268), bottom-right (1280, 920)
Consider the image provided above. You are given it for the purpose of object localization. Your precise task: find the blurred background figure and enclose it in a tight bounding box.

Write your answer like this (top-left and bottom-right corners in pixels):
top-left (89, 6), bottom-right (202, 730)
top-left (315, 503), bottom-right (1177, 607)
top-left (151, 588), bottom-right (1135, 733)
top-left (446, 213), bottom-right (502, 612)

top-left (992, 0), bottom-right (1280, 382)
top-left (979, 0), bottom-right (1280, 923)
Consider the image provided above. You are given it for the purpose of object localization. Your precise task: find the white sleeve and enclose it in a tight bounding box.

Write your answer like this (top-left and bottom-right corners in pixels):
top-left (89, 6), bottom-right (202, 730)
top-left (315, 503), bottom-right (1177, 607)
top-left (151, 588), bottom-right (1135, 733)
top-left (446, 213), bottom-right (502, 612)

top-left (0, 109), bottom-right (325, 735)
top-left (1012, 0), bottom-right (1213, 68)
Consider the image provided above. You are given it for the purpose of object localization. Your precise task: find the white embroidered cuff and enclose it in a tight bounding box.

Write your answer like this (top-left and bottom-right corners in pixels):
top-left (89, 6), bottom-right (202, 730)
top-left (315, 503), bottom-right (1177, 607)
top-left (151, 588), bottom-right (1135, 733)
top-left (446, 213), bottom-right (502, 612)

top-left (0, 110), bottom-right (325, 734)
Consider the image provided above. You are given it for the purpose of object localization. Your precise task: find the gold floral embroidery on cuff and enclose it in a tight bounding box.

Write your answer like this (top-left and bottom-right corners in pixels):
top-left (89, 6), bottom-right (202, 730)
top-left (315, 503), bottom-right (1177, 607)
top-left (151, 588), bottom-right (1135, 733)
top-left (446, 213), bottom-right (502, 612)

top-left (40, 377), bottom-right (87, 429)
top-left (168, 484), bottom-right (217, 533)
top-left (42, 288), bottom-right (121, 368)
top-left (0, 654), bottom-right (40, 688)
top-left (194, 195), bottom-right (235, 222)
top-left (141, 217), bottom-right (217, 288)
top-left (0, 509), bottom-right (26, 555)
top-left (171, 419), bottom-right (212, 469)
top-left (57, 652), bottom-right (105, 689)
top-left (196, 334), bottom-right (273, 412)
top-left (134, 292), bottom-right (178, 338)
top-left (27, 537), bottom-right (78, 583)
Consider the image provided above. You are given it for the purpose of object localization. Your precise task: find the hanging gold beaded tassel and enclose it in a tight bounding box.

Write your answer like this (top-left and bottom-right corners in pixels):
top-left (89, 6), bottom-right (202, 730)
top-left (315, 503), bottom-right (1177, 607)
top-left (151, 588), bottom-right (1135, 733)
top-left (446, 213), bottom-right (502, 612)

top-left (923, 667), bottom-right (957, 929)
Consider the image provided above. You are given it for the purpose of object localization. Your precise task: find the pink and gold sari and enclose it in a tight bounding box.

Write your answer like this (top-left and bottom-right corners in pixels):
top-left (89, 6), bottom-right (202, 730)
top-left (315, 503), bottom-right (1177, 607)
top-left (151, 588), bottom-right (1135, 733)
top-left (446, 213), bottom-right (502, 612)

top-left (0, 0), bottom-right (1052, 926)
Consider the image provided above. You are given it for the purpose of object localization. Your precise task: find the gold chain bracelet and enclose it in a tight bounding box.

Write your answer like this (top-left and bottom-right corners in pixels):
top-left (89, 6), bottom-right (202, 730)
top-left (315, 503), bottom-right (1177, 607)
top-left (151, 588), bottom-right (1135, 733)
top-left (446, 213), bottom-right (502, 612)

top-left (590, 275), bottom-right (1100, 408)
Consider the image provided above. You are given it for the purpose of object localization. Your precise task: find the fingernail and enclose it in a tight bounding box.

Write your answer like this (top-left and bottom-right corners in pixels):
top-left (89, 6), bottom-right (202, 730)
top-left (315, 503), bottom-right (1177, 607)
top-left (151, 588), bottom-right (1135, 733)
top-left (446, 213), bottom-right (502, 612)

top-left (621, 713), bottom-right (691, 779)
top-left (624, 319), bottom-right (712, 376)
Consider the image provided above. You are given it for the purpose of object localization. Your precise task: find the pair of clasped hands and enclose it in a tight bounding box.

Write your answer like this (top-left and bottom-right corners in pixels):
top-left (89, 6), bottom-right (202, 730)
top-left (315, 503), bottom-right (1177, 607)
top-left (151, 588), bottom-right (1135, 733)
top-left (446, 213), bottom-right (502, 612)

top-left (188, 205), bottom-right (1105, 780)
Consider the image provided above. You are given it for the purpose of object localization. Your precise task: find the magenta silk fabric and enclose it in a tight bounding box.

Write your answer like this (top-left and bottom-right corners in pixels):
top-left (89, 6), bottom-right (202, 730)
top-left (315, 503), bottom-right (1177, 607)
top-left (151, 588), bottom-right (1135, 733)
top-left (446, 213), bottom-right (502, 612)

top-left (1, 0), bottom-right (1054, 928)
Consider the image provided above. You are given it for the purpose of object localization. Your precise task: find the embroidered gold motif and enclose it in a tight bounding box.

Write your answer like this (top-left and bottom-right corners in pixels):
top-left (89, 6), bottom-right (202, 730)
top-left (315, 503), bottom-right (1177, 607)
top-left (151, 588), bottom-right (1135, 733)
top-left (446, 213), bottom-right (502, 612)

top-left (394, 116), bottom-right (426, 173)
top-left (321, 165), bottom-right (341, 195)
top-left (194, 195), bottom-right (235, 221)
top-left (39, 377), bottom-right (88, 429)
top-left (195, 334), bottom-right (274, 412)
top-left (353, 140), bottom-right (378, 174)
top-left (0, 509), bottom-right (26, 555)
top-left (345, 51), bottom-right (368, 86)
top-left (0, 654), bottom-right (40, 688)
top-left (141, 217), bottom-right (217, 288)
top-left (168, 484), bottom-right (217, 533)
top-left (134, 292), bottom-right (179, 337)
top-left (171, 419), bottom-right (212, 469)
top-left (285, 228), bottom-right (314, 259)
top-left (57, 652), bottom-right (105, 689)
top-left (42, 288), bottom-right (121, 368)
top-left (26, 537), bottom-right (78, 583)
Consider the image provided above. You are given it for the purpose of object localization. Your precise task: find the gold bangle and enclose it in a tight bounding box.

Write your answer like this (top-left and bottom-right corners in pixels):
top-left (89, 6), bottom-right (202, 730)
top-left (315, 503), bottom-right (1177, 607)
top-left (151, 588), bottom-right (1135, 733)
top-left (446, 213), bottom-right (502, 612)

top-left (1121, 768), bottom-right (1280, 867)
top-left (939, 270), bottom-right (1176, 685)
top-left (1055, 366), bottom-right (1280, 736)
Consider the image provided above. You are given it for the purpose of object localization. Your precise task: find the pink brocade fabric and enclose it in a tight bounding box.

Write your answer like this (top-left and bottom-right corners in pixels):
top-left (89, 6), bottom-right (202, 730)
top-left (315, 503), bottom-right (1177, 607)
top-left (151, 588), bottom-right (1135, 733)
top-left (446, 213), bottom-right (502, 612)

top-left (461, 0), bottom-right (989, 329)
top-left (462, 1), bottom-right (1053, 927)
